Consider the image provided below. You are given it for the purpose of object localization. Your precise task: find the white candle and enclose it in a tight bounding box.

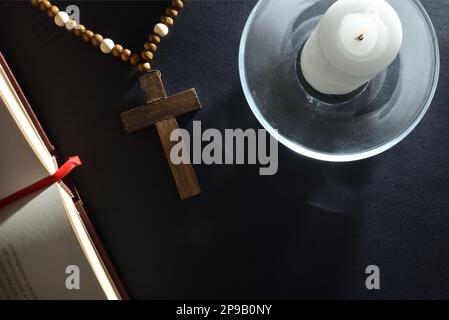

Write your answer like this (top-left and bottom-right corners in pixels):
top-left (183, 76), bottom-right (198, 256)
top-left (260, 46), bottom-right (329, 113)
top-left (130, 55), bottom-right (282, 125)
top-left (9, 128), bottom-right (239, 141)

top-left (300, 0), bottom-right (403, 95)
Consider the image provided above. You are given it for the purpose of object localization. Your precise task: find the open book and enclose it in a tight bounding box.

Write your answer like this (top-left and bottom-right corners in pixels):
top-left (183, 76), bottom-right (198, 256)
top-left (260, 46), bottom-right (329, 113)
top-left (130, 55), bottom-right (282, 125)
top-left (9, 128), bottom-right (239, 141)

top-left (0, 53), bottom-right (125, 300)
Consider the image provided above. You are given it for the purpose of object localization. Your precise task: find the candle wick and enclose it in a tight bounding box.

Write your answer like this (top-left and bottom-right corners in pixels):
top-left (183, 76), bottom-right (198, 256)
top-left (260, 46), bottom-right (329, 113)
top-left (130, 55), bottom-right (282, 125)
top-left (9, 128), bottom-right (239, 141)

top-left (355, 28), bottom-right (369, 41)
top-left (355, 33), bottom-right (365, 41)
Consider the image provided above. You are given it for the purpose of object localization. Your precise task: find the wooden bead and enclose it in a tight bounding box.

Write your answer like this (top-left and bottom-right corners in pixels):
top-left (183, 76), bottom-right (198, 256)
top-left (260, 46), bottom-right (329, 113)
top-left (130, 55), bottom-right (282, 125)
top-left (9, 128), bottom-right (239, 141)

top-left (39, 0), bottom-right (51, 11)
top-left (141, 51), bottom-right (154, 61)
top-left (65, 20), bottom-right (77, 31)
top-left (144, 41), bottom-right (158, 53)
top-left (171, 0), bottom-right (184, 9)
top-left (73, 24), bottom-right (86, 37)
top-left (31, 0), bottom-right (41, 6)
top-left (130, 53), bottom-right (140, 65)
top-left (138, 62), bottom-right (151, 73)
top-left (120, 49), bottom-right (131, 62)
top-left (112, 44), bottom-right (123, 57)
top-left (100, 38), bottom-right (115, 54)
top-left (160, 16), bottom-right (174, 27)
top-left (54, 11), bottom-right (69, 27)
top-left (154, 23), bottom-right (169, 38)
top-left (165, 7), bottom-right (179, 18)
top-left (47, 5), bottom-right (59, 18)
top-left (148, 33), bottom-right (160, 44)
top-left (82, 30), bottom-right (94, 42)
top-left (91, 34), bottom-right (103, 47)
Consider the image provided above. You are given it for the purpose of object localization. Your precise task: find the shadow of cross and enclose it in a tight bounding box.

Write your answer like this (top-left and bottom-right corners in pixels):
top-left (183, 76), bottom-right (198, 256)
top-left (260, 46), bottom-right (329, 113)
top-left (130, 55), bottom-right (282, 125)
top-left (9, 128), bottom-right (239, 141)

top-left (120, 71), bottom-right (201, 200)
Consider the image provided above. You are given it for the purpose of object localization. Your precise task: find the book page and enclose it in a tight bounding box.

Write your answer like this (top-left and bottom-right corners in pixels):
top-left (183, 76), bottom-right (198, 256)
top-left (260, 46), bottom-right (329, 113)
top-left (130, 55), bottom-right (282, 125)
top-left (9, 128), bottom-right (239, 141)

top-left (0, 64), bottom-right (56, 183)
top-left (0, 97), bottom-right (50, 199)
top-left (0, 184), bottom-right (107, 299)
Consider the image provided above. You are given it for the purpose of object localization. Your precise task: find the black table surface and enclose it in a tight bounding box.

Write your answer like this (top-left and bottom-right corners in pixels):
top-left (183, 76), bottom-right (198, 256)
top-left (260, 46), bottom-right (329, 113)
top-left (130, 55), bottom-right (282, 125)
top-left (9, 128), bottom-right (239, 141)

top-left (1, 0), bottom-right (448, 299)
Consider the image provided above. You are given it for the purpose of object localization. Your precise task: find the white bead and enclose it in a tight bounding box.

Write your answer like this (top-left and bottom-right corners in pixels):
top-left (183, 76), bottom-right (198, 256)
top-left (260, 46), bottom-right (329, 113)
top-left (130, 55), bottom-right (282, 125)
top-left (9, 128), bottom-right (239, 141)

top-left (65, 20), bottom-right (77, 31)
top-left (154, 23), bottom-right (169, 37)
top-left (100, 38), bottom-right (115, 54)
top-left (54, 11), bottom-right (70, 27)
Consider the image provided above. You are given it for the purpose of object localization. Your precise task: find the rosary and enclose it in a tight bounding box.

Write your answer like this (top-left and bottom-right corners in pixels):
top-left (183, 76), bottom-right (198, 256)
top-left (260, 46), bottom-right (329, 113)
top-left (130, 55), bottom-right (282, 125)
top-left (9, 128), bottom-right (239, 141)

top-left (30, 0), bottom-right (202, 200)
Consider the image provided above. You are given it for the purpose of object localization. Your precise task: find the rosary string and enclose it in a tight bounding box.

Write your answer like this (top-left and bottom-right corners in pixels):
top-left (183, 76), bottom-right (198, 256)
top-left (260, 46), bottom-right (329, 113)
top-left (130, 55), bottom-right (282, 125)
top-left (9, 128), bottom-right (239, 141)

top-left (30, 0), bottom-right (186, 73)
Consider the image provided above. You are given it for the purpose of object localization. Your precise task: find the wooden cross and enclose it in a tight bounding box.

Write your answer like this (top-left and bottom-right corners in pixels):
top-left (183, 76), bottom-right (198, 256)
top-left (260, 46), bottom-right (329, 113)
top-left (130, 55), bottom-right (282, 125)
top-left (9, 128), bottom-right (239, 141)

top-left (120, 71), bottom-right (201, 200)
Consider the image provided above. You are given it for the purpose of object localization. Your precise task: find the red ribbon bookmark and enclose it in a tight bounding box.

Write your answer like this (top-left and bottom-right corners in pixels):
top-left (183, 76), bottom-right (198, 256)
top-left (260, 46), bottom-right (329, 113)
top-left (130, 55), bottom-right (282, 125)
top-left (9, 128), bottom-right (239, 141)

top-left (0, 156), bottom-right (82, 209)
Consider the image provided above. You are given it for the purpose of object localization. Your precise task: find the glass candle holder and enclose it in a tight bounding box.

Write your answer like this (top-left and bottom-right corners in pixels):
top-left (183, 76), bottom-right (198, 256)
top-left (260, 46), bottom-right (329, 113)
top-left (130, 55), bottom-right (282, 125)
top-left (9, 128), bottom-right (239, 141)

top-left (239, 0), bottom-right (440, 161)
